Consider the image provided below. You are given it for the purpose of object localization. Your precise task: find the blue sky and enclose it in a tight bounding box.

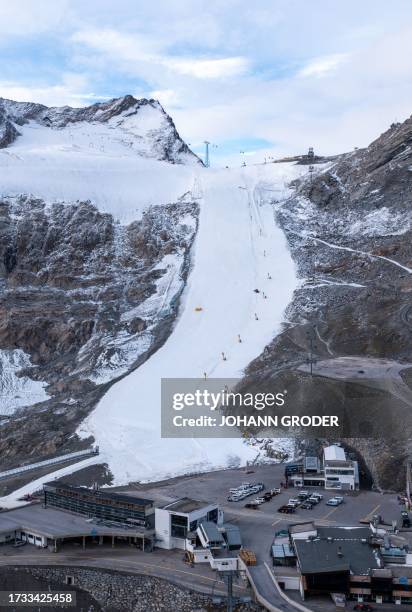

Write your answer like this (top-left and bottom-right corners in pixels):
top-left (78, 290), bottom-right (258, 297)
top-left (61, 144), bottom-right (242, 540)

top-left (2, 0), bottom-right (412, 165)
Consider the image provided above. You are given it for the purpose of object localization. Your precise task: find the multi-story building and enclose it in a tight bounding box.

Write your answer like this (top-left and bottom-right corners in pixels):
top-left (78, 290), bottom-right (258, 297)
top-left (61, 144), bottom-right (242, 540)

top-left (43, 482), bottom-right (155, 527)
top-left (289, 445), bottom-right (359, 491)
top-left (155, 497), bottom-right (222, 550)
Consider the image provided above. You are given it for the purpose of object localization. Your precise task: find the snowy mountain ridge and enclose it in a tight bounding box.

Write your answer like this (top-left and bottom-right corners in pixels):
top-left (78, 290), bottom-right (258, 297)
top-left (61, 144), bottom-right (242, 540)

top-left (0, 94), bottom-right (201, 165)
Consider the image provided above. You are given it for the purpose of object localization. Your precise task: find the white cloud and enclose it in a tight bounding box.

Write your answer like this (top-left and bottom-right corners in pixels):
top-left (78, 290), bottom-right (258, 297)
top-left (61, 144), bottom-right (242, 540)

top-left (0, 0), bottom-right (69, 39)
top-left (164, 56), bottom-right (249, 79)
top-left (298, 53), bottom-right (349, 78)
top-left (0, 74), bottom-right (98, 107)
top-left (72, 28), bottom-right (249, 80)
top-left (149, 89), bottom-right (180, 107)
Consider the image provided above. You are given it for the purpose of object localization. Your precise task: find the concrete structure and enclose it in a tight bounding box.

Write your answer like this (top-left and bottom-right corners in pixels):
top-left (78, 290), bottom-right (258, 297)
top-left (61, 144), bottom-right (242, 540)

top-left (155, 497), bottom-right (243, 571)
top-left (0, 504), bottom-right (154, 551)
top-left (44, 482), bottom-right (155, 527)
top-left (155, 497), bottom-right (222, 550)
top-left (289, 445), bottom-right (359, 491)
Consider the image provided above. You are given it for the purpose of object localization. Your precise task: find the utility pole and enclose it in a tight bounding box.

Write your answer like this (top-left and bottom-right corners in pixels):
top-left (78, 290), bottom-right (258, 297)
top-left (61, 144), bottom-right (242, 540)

top-left (227, 572), bottom-right (234, 612)
top-left (204, 141), bottom-right (210, 167)
top-left (309, 164), bottom-right (314, 184)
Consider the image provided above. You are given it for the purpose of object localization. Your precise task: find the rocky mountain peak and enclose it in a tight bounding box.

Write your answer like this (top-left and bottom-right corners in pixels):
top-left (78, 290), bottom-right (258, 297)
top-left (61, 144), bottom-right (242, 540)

top-left (0, 94), bottom-right (201, 165)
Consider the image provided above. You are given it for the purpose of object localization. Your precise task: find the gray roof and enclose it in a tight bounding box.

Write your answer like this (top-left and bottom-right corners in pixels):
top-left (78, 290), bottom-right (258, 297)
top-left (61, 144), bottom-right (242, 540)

top-left (289, 522), bottom-right (316, 534)
top-left (272, 543), bottom-right (295, 559)
top-left (199, 521), bottom-right (224, 543)
top-left (223, 523), bottom-right (242, 547)
top-left (316, 526), bottom-right (371, 540)
top-left (295, 538), bottom-right (381, 575)
top-left (0, 504), bottom-right (154, 539)
top-left (162, 497), bottom-right (212, 514)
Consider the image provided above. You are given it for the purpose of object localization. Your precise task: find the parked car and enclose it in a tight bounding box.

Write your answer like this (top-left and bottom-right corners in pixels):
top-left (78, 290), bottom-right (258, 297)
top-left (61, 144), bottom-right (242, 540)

top-left (254, 497), bottom-right (266, 504)
top-left (326, 498), bottom-right (340, 506)
top-left (311, 493), bottom-right (323, 500)
top-left (288, 498), bottom-right (300, 507)
top-left (301, 501), bottom-right (315, 510)
top-left (271, 488), bottom-right (281, 495)
top-left (245, 502), bottom-right (259, 509)
top-left (401, 510), bottom-right (410, 527)
top-left (298, 490), bottom-right (310, 499)
top-left (334, 495), bottom-right (344, 503)
top-left (278, 505), bottom-right (296, 514)
top-left (353, 604), bottom-right (374, 611)
top-left (308, 496), bottom-right (320, 505)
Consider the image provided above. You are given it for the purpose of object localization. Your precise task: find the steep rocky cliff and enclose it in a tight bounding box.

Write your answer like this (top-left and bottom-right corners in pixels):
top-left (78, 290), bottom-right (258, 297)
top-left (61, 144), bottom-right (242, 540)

top-left (241, 117), bottom-right (412, 490)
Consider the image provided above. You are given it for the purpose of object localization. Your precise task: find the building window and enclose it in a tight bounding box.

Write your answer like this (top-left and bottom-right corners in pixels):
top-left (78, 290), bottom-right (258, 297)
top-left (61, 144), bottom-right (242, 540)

top-left (207, 508), bottom-right (218, 523)
top-left (171, 514), bottom-right (188, 539)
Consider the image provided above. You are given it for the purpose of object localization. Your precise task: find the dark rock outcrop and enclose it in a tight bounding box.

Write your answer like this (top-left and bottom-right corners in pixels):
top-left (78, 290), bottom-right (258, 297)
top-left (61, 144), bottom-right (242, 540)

top-left (0, 194), bottom-right (198, 467)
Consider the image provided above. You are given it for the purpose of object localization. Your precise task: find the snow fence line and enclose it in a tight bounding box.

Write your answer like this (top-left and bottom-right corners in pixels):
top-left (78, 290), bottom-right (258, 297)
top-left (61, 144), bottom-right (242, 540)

top-left (264, 562), bottom-right (312, 612)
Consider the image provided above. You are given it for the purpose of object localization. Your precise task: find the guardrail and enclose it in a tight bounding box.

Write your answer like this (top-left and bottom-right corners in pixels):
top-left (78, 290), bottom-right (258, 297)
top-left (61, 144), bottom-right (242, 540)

top-left (0, 447), bottom-right (99, 481)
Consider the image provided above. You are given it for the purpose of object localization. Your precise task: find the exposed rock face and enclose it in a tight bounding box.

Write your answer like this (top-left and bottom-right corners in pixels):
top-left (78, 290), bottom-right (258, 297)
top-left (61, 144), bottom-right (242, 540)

top-left (0, 194), bottom-right (198, 466)
top-left (0, 115), bottom-right (20, 148)
top-left (240, 118), bottom-right (412, 491)
top-left (0, 94), bottom-right (202, 470)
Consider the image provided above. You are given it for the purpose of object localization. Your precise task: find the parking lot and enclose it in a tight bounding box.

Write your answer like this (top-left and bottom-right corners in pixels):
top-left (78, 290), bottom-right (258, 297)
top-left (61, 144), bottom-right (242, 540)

top-left (121, 463), bottom-right (403, 562)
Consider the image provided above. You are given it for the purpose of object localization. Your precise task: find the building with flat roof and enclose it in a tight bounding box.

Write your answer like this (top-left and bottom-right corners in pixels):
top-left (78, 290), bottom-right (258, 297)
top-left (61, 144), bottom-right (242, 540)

top-left (43, 482), bottom-right (155, 528)
top-left (155, 497), bottom-right (221, 550)
top-left (155, 497), bottom-right (242, 570)
top-left (288, 445), bottom-right (359, 491)
top-left (0, 504), bottom-right (154, 551)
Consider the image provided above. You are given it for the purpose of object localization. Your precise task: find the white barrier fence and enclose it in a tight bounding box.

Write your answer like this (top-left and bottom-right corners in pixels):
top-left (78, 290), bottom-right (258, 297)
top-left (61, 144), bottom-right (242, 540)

top-left (0, 447), bottom-right (99, 481)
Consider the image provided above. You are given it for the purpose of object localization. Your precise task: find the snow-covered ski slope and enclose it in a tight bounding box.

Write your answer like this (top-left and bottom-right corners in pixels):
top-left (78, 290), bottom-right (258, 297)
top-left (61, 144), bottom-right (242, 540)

top-left (78, 162), bottom-right (305, 484)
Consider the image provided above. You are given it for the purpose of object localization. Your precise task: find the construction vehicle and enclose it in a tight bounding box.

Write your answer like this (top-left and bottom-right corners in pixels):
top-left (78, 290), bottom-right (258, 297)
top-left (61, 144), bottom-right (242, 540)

top-left (239, 549), bottom-right (257, 566)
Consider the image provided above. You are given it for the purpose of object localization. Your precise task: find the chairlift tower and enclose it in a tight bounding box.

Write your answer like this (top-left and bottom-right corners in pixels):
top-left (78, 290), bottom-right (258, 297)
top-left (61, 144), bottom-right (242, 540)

top-left (217, 570), bottom-right (251, 612)
top-left (204, 141), bottom-right (210, 167)
top-left (309, 164), bottom-right (315, 183)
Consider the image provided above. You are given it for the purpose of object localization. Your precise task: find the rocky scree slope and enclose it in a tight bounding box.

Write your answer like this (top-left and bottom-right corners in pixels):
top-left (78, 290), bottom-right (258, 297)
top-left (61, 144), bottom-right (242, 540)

top-left (239, 117), bottom-right (412, 490)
